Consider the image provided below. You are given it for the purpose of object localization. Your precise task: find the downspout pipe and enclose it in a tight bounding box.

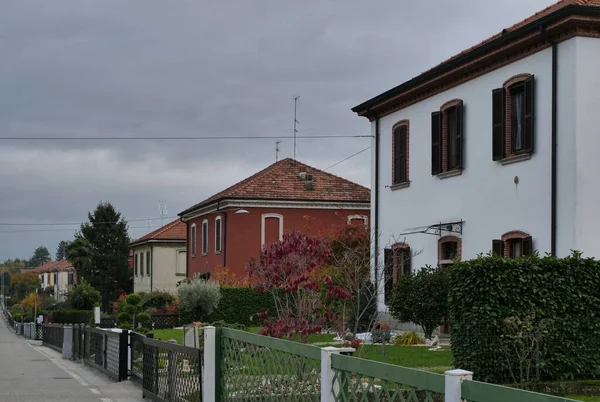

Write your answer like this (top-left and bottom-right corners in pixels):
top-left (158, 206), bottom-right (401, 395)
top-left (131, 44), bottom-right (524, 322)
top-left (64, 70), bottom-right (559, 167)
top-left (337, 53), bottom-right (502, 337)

top-left (150, 245), bottom-right (154, 291)
top-left (179, 216), bottom-right (189, 278)
top-left (551, 42), bottom-right (557, 257)
top-left (372, 111), bottom-right (380, 288)
top-left (542, 24), bottom-right (558, 257)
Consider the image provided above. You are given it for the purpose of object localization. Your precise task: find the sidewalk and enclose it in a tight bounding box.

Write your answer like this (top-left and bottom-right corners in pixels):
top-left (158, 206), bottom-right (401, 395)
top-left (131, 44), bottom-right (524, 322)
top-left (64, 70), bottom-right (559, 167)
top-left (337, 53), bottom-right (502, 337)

top-left (0, 315), bottom-right (142, 402)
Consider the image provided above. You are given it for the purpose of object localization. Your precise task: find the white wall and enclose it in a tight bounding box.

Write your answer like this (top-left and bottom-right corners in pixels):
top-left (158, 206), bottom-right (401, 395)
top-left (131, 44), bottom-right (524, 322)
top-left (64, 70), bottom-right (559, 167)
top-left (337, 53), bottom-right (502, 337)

top-left (374, 47), bottom-right (557, 310)
top-left (574, 37), bottom-right (600, 257)
top-left (133, 244), bottom-right (185, 294)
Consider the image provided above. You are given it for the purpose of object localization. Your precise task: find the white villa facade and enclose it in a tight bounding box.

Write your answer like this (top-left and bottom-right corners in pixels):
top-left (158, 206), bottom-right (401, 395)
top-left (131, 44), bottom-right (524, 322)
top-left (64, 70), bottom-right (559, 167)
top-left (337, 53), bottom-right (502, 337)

top-left (352, 1), bottom-right (600, 310)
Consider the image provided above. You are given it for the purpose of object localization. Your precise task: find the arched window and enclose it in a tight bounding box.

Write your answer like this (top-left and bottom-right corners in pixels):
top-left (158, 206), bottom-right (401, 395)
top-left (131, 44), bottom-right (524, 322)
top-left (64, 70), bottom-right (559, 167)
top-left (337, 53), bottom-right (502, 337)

top-left (347, 214), bottom-right (368, 226)
top-left (190, 224), bottom-right (197, 257)
top-left (201, 220), bottom-right (209, 255)
top-left (391, 120), bottom-right (410, 189)
top-left (261, 213), bottom-right (283, 246)
top-left (215, 216), bottom-right (222, 253)
top-left (432, 99), bottom-right (464, 177)
top-left (493, 231), bottom-right (533, 258)
top-left (438, 236), bottom-right (462, 268)
top-left (383, 242), bottom-right (412, 305)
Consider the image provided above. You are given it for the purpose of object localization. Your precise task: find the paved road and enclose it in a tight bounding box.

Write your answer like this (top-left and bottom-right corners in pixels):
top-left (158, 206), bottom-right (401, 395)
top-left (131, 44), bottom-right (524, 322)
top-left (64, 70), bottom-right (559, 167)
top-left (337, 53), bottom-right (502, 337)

top-left (0, 315), bottom-right (118, 402)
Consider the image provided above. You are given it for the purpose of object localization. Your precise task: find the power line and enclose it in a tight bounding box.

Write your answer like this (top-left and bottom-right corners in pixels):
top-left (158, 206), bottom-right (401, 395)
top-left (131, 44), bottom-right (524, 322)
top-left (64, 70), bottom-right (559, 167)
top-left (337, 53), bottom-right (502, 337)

top-left (324, 147), bottom-right (371, 171)
top-left (0, 216), bottom-right (178, 227)
top-left (0, 135), bottom-right (371, 141)
top-left (0, 225), bottom-right (161, 234)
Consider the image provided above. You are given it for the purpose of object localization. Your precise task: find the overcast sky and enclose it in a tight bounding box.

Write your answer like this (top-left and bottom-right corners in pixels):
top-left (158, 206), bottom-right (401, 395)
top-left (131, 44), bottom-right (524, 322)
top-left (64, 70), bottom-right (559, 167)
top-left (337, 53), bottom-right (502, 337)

top-left (0, 0), bottom-right (555, 262)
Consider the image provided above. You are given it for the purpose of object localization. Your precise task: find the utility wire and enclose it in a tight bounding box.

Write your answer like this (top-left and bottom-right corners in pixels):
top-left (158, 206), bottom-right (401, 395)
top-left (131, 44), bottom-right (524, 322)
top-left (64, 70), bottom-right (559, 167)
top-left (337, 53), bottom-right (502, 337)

top-left (324, 147), bottom-right (371, 171)
top-left (0, 135), bottom-right (371, 141)
top-left (0, 225), bottom-right (161, 234)
top-left (0, 216), bottom-right (179, 226)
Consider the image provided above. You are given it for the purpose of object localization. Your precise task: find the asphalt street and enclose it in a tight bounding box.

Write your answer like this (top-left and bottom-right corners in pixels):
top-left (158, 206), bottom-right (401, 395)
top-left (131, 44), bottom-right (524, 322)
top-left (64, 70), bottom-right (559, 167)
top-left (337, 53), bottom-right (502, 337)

top-left (0, 315), bottom-right (141, 402)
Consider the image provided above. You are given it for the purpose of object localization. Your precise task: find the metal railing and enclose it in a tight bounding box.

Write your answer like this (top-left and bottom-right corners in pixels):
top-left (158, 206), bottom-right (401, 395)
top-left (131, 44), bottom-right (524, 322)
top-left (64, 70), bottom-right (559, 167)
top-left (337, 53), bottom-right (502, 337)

top-left (83, 326), bottom-right (129, 381)
top-left (138, 335), bottom-right (203, 402)
top-left (220, 327), bottom-right (321, 401)
top-left (42, 324), bottom-right (64, 352)
top-left (23, 323), bottom-right (42, 340)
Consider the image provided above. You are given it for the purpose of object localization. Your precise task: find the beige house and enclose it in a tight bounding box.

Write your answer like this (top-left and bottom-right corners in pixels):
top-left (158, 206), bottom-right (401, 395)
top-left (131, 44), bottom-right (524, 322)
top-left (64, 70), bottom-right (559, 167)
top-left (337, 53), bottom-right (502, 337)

top-left (130, 220), bottom-right (186, 294)
top-left (31, 260), bottom-right (76, 302)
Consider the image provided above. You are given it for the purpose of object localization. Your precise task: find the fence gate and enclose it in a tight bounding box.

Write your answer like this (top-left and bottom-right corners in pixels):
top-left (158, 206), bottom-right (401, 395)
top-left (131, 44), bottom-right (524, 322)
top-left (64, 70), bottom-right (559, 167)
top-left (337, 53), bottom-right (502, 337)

top-left (131, 333), bottom-right (203, 402)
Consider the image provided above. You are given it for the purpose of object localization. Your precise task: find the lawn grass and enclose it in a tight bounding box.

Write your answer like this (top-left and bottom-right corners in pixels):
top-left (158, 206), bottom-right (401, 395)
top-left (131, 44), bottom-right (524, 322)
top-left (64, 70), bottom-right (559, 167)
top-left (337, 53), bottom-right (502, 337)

top-left (355, 344), bottom-right (453, 371)
top-left (151, 328), bottom-right (185, 345)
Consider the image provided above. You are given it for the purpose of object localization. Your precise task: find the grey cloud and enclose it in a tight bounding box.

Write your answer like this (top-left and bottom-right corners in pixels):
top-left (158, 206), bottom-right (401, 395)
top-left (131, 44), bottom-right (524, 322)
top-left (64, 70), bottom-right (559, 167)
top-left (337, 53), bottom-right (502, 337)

top-left (0, 0), bottom-right (554, 259)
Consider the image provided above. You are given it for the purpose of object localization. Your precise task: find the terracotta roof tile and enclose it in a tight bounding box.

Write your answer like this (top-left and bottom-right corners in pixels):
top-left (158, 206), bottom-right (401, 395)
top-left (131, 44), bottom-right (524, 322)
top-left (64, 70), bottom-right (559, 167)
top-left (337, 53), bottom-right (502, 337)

top-left (424, 0), bottom-right (600, 74)
top-left (31, 260), bottom-right (73, 273)
top-left (180, 158), bottom-right (370, 216)
top-left (130, 219), bottom-right (187, 246)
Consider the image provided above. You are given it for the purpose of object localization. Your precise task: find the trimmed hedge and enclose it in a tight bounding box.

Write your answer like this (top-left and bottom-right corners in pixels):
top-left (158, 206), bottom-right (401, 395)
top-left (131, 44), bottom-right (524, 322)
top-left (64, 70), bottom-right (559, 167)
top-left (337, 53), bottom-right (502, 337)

top-left (201, 287), bottom-right (276, 327)
top-left (449, 253), bottom-right (600, 384)
top-left (51, 310), bottom-right (94, 324)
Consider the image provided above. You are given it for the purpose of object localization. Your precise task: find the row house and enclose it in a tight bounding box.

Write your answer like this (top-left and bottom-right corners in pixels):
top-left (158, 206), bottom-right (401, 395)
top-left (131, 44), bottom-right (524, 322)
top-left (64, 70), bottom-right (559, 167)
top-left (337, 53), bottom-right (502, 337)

top-left (352, 0), bottom-right (600, 310)
top-left (32, 260), bottom-right (76, 302)
top-left (179, 158), bottom-right (370, 280)
top-left (130, 219), bottom-right (187, 294)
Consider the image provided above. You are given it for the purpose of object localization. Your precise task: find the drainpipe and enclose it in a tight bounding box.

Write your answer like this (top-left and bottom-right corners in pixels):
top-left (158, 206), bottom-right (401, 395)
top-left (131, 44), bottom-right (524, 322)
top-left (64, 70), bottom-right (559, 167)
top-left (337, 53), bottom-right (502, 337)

top-left (551, 42), bottom-right (557, 257)
top-left (180, 216), bottom-right (189, 278)
top-left (372, 111), bottom-right (380, 286)
top-left (216, 200), bottom-right (227, 268)
top-left (150, 245), bottom-right (154, 291)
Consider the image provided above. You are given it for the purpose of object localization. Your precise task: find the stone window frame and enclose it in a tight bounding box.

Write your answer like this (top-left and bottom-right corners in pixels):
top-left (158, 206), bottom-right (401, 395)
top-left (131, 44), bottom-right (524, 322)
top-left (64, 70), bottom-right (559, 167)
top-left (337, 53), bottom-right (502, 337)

top-left (440, 99), bottom-right (464, 176)
top-left (391, 120), bottom-right (410, 190)
top-left (391, 242), bottom-right (411, 285)
top-left (438, 235), bottom-right (462, 267)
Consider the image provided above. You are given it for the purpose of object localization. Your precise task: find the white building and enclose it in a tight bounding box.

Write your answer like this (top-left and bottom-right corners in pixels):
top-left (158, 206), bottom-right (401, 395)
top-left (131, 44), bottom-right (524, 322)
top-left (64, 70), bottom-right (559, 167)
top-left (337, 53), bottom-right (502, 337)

top-left (352, 0), bottom-right (600, 310)
top-left (131, 219), bottom-right (187, 294)
top-left (33, 260), bottom-right (76, 302)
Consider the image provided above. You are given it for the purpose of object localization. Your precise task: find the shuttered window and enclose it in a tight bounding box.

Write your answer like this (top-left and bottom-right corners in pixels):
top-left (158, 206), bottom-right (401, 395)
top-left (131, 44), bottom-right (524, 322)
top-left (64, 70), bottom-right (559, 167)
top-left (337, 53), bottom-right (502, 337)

top-left (392, 124), bottom-right (408, 185)
top-left (384, 249), bottom-right (393, 305)
top-left (492, 235), bottom-right (533, 258)
top-left (492, 75), bottom-right (534, 161)
top-left (446, 102), bottom-right (464, 170)
top-left (146, 251), bottom-right (151, 276)
top-left (215, 217), bottom-right (222, 253)
top-left (134, 253), bottom-right (138, 276)
top-left (431, 112), bottom-right (441, 175)
top-left (202, 220), bottom-right (208, 255)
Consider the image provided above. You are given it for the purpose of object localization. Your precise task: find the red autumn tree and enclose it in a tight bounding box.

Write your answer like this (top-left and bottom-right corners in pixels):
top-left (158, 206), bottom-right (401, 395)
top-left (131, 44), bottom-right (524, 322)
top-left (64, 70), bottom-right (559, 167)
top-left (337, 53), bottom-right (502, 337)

top-left (247, 230), bottom-right (350, 342)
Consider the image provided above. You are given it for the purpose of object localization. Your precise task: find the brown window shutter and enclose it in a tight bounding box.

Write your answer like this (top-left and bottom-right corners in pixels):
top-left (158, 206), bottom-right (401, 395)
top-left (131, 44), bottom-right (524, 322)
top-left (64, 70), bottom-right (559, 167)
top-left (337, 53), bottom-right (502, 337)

top-left (403, 248), bottom-right (412, 276)
top-left (492, 88), bottom-right (505, 161)
top-left (456, 101), bottom-right (464, 169)
top-left (524, 75), bottom-right (535, 153)
top-left (431, 112), bottom-right (442, 175)
top-left (492, 239), bottom-right (504, 256)
top-left (393, 126), bottom-right (407, 184)
top-left (523, 236), bottom-right (533, 256)
top-left (384, 249), bottom-right (393, 304)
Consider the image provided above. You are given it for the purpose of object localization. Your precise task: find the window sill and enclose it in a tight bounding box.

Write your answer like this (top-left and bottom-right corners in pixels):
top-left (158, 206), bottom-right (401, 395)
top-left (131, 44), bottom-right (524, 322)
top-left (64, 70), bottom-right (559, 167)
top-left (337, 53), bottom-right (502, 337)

top-left (437, 169), bottom-right (462, 179)
top-left (191, 254), bottom-right (196, 258)
top-left (176, 273), bottom-right (186, 277)
top-left (215, 251), bottom-right (221, 255)
top-left (499, 153), bottom-right (531, 165)
top-left (202, 253), bottom-right (208, 256)
top-left (389, 181), bottom-right (410, 191)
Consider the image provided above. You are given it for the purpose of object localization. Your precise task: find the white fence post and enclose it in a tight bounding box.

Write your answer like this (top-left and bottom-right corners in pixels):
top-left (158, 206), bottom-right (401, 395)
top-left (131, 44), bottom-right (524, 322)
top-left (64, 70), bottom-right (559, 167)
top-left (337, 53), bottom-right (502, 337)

top-left (203, 326), bottom-right (216, 402)
top-left (445, 369), bottom-right (473, 402)
top-left (321, 346), bottom-right (344, 402)
top-left (62, 325), bottom-right (73, 359)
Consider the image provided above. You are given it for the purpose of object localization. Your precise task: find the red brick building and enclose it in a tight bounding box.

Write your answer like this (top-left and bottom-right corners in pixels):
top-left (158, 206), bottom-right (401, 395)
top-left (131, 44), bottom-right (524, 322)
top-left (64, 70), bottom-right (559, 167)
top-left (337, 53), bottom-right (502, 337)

top-left (178, 158), bottom-right (370, 279)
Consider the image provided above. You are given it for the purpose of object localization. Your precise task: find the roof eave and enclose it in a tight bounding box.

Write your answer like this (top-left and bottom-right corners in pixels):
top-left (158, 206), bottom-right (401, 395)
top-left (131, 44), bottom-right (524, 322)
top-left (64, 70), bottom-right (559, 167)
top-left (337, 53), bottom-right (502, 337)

top-left (129, 238), bottom-right (186, 248)
top-left (352, 4), bottom-right (599, 118)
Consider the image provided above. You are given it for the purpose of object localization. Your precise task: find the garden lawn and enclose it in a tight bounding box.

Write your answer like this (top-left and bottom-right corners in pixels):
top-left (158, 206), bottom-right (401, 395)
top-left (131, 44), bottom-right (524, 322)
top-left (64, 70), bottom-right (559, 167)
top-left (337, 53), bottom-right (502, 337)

top-left (151, 328), bottom-right (185, 345)
top-left (354, 344), bottom-right (453, 373)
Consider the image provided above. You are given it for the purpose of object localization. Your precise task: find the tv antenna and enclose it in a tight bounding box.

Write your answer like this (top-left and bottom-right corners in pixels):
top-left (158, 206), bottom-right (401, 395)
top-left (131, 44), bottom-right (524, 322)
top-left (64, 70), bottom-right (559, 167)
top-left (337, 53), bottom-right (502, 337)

top-left (158, 199), bottom-right (168, 227)
top-left (276, 141), bottom-right (282, 162)
top-left (293, 96), bottom-right (299, 161)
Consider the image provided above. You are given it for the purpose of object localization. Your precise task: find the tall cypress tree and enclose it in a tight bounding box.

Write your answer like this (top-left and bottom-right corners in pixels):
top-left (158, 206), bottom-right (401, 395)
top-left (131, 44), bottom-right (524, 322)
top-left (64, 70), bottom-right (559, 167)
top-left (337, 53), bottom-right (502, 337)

top-left (80, 202), bottom-right (132, 309)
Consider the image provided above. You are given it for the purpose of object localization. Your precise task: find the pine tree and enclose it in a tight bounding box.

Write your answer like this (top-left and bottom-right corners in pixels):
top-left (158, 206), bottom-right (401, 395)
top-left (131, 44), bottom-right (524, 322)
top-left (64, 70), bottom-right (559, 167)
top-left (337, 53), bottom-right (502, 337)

top-left (30, 246), bottom-right (51, 267)
top-left (56, 240), bottom-right (71, 261)
top-left (79, 202), bottom-right (132, 309)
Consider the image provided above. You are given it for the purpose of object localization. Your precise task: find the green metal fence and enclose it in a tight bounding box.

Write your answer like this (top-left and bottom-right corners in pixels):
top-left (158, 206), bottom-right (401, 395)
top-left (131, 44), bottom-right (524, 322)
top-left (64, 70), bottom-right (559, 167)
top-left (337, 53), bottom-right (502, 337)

top-left (462, 380), bottom-right (579, 402)
top-left (220, 328), bottom-right (322, 401)
top-left (331, 353), bottom-right (445, 402)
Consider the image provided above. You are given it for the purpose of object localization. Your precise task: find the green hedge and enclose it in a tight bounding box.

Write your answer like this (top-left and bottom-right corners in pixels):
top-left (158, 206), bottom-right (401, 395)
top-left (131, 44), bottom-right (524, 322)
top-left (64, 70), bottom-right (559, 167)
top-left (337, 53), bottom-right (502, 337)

top-left (449, 253), bottom-right (600, 384)
top-left (201, 287), bottom-right (276, 327)
top-left (51, 310), bottom-right (94, 324)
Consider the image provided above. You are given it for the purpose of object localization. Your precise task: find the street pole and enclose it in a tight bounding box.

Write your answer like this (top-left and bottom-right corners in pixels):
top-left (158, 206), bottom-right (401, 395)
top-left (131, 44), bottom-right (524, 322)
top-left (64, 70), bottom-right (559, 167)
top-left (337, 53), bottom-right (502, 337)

top-left (34, 288), bottom-right (38, 323)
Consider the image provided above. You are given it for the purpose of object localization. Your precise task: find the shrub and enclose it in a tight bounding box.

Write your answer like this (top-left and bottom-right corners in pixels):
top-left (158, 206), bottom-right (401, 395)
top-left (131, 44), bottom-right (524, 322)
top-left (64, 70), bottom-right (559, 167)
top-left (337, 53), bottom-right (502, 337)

top-left (394, 331), bottom-right (425, 346)
top-left (137, 312), bottom-right (151, 324)
top-left (119, 322), bottom-right (133, 330)
top-left (51, 310), bottom-right (94, 324)
top-left (139, 291), bottom-right (175, 309)
top-left (68, 280), bottom-right (101, 310)
top-left (390, 265), bottom-right (449, 340)
top-left (449, 252), bottom-right (600, 384)
top-left (202, 287), bottom-right (276, 327)
top-left (178, 278), bottom-right (221, 323)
